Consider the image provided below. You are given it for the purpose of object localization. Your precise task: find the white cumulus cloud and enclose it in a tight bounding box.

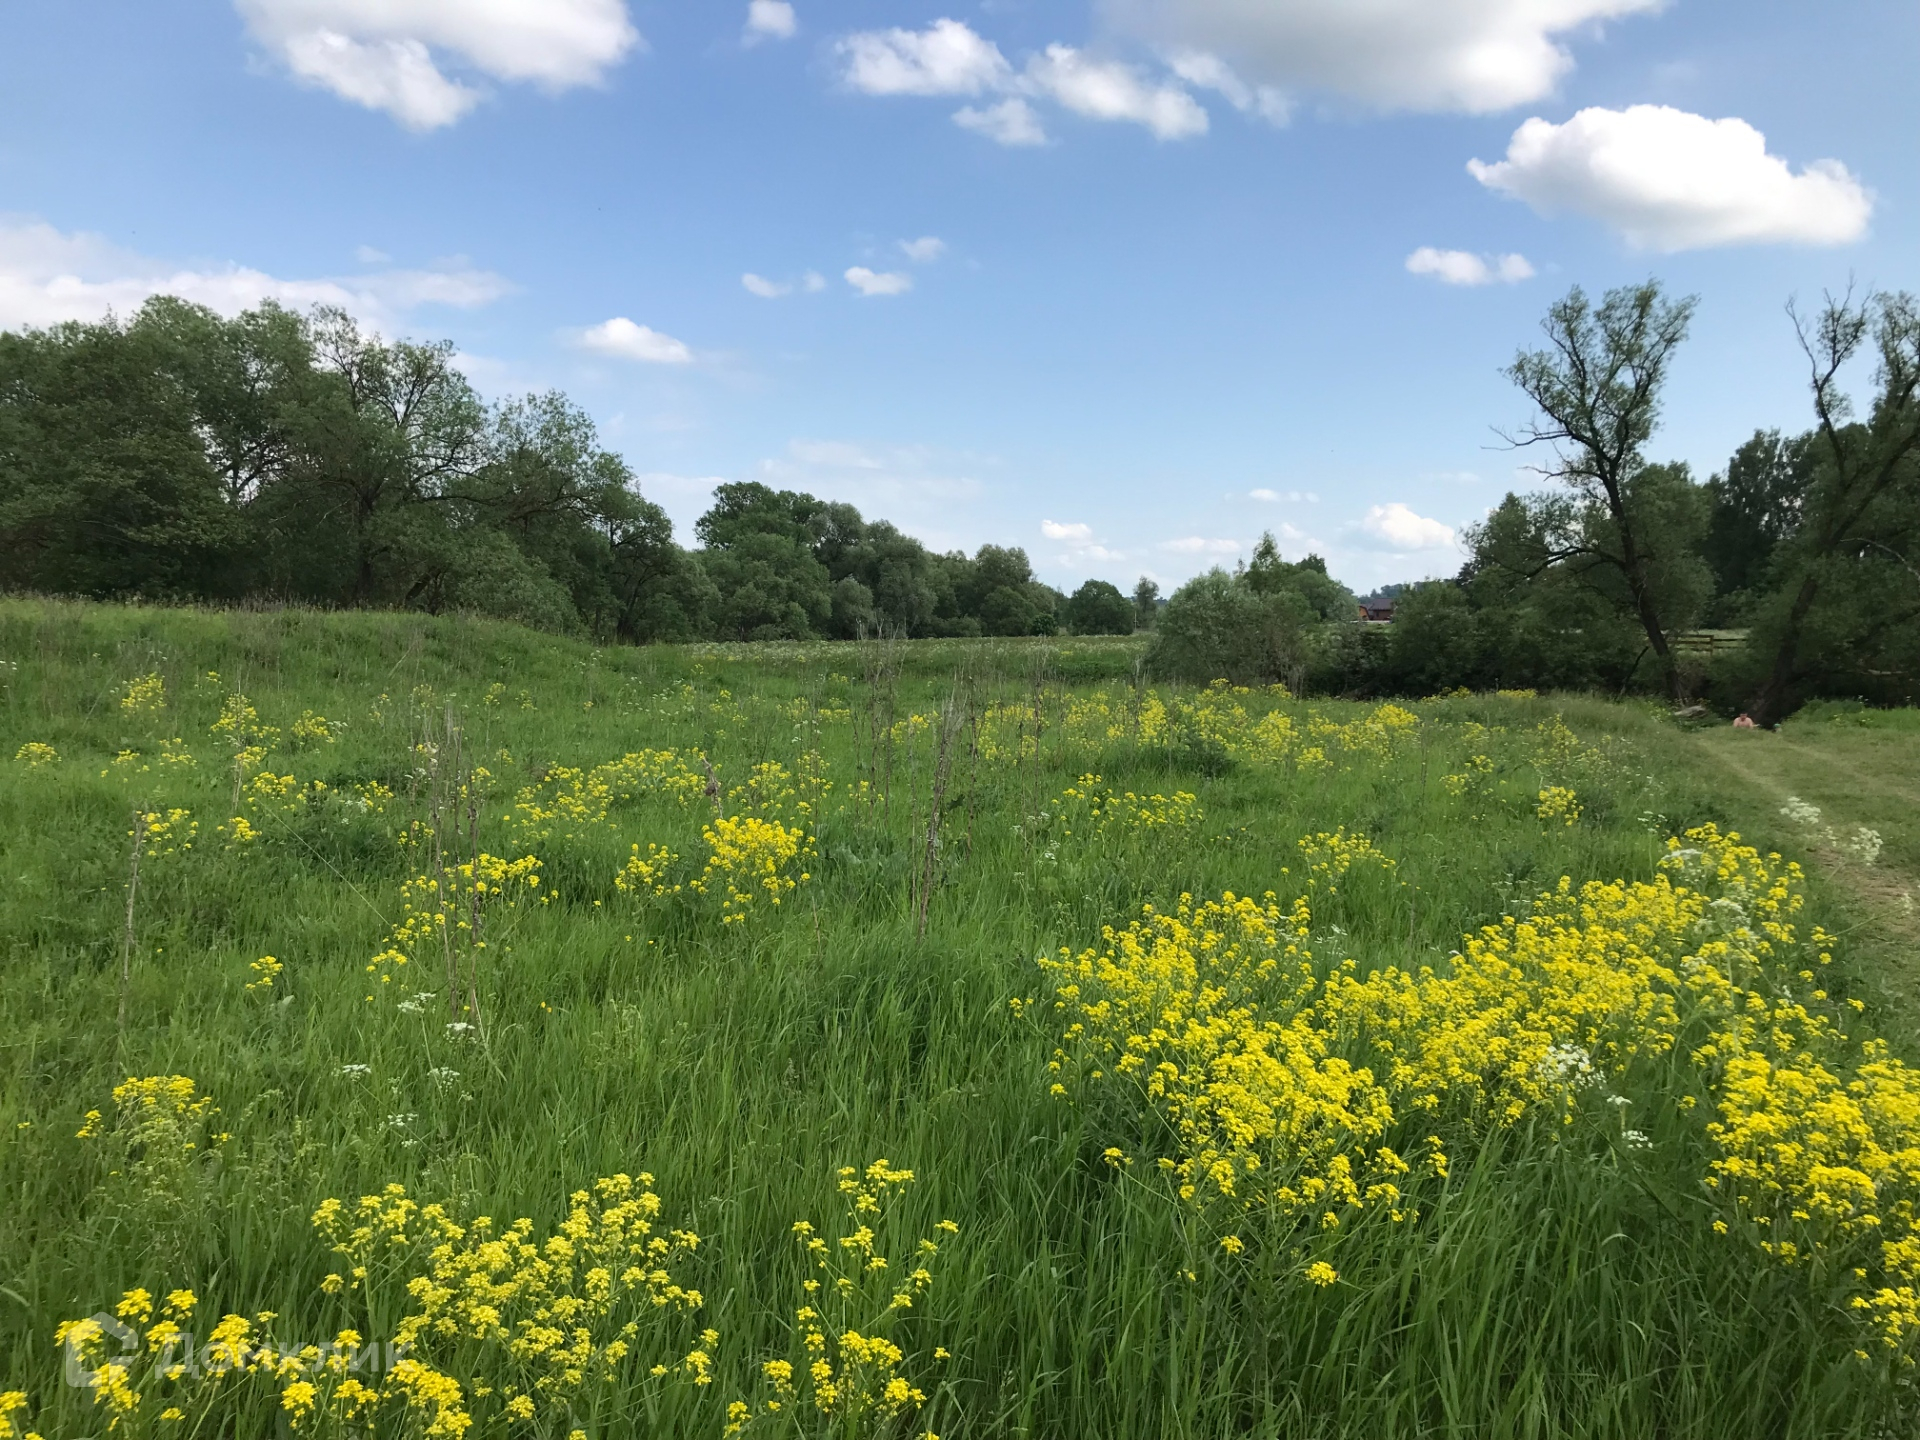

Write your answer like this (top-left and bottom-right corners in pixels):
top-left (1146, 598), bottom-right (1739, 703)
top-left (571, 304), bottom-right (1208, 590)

top-left (1162, 536), bottom-right (1242, 555)
top-left (235, 0), bottom-right (640, 129)
top-left (576, 316), bottom-right (692, 363)
top-left (0, 216), bottom-right (511, 332)
top-left (838, 17), bottom-right (1009, 96)
top-left (899, 236), bottom-right (947, 263)
top-left (1042, 519), bottom-right (1094, 542)
top-left (845, 266), bottom-right (912, 297)
top-left (744, 0), bottom-right (795, 44)
top-left (802, 271), bottom-right (827, 292)
top-left (841, 19), bottom-right (1206, 143)
top-left (1467, 105), bottom-right (1873, 251)
top-left (1104, 0), bottom-right (1663, 114)
top-left (1022, 45), bottom-right (1208, 139)
top-left (1405, 247), bottom-right (1534, 286)
top-left (1357, 503), bottom-right (1454, 552)
top-left (1167, 50), bottom-right (1288, 123)
top-left (954, 98), bottom-right (1047, 146)
top-left (741, 272), bottom-right (790, 298)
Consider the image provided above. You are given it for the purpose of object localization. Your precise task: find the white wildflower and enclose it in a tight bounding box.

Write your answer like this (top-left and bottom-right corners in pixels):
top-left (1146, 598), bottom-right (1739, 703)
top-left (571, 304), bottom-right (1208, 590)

top-left (1845, 827), bottom-right (1883, 866)
top-left (1538, 1043), bottom-right (1598, 1088)
top-left (1780, 796), bottom-right (1823, 827)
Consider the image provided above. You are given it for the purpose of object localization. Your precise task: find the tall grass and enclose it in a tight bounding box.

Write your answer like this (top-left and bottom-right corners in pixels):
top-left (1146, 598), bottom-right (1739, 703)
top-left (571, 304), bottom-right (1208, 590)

top-left (0, 599), bottom-right (1907, 1438)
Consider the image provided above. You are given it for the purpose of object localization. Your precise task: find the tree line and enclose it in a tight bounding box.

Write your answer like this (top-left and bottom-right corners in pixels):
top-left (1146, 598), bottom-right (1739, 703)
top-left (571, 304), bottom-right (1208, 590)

top-left (1145, 282), bottom-right (1920, 723)
top-left (5, 284), bottom-right (1916, 722)
top-left (0, 297), bottom-right (1149, 643)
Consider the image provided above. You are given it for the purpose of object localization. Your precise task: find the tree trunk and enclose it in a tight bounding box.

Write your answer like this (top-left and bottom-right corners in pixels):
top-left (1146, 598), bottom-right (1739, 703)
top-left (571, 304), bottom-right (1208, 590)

top-left (1747, 574), bottom-right (1821, 726)
top-left (1612, 489), bottom-right (1684, 702)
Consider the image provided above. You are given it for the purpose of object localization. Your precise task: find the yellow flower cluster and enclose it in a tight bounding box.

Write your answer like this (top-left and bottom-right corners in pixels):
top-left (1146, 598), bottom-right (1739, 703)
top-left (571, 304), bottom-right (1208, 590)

top-left (1297, 828), bottom-right (1397, 893)
top-left (219, 815), bottom-right (261, 846)
top-left (691, 816), bottom-right (813, 925)
top-left (730, 1161), bottom-right (956, 1436)
top-left (508, 749), bottom-right (705, 844)
top-left (120, 672), bottom-right (167, 714)
top-left (725, 758), bottom-right (827, 825)
top-left (134, 809), bottom-right (197, 860)
top-left (210, 693), bottom-right (278, 765)
top-left (614, 842), bottom-right (682, 899)
top-left (240, 770), bottom-right (326, 820)
top-left (1050, 775), bottom-right (1203, 838)
top-left (365, 854), bottom-right (545, 989)
top-left (289, 711), bottom-right (341, 747)
top-left (974, 688), bottom-right (1416, 776)
top-left (246, 956), bottom-right (283, 993)
top-left (12, 741), bottom-right (57, 767)
top-left (306, 1173), bottom-right (711, 1434)
top-left (56, 1284), bottom-right (465, 1440)
top-left (0, 1388), bottom-right (37, 1440)
top-left (1536, 786), bottom-right (1582, 825)
top-left (75, 1077), bottom-right (224, 1222)
top-left (1040, 821), bottom-right (1920, 1352)
top-left (1035, 890), bottom-right (1404, 1225)
top-left (238, 776), bottom-right (388, 847)
top-left (77, 1075), bottom-right (216, 1145)
top-left (1441, 754), bottom-right (1495, 798)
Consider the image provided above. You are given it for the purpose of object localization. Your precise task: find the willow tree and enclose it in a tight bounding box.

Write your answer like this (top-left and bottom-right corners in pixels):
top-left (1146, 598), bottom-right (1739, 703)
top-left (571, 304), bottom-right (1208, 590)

top-left (1504, 281), bottom-right (1705, 702)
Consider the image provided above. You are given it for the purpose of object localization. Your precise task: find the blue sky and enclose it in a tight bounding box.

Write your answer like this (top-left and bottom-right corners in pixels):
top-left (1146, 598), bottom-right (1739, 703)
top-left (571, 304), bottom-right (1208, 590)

top-left (2, 0), bottom-right (1914, 592)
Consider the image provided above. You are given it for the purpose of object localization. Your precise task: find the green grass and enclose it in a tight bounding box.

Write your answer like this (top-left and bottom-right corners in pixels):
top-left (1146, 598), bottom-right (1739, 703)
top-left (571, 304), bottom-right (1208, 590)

top-left (1685, 705), bottom-right (1920, 1028)
top-left (0, 598), bottom-right (1911, 1438)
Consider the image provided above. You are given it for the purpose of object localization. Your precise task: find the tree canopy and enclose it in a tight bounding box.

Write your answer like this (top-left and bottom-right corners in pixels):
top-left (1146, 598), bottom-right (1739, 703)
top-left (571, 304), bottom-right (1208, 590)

top-left (0, 297), bottom-right (1110, 645)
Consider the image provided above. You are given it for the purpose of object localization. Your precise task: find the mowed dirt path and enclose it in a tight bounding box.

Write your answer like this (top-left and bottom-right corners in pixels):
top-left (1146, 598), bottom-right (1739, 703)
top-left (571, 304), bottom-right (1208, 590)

top-left (1690, 722), bottom-right (1920, 1013)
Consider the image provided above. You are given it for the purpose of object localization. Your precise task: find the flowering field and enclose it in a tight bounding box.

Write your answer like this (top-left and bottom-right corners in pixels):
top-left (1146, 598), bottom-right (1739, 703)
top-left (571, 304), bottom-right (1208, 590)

top-left (1, 599), bottom-right (1916, 1439)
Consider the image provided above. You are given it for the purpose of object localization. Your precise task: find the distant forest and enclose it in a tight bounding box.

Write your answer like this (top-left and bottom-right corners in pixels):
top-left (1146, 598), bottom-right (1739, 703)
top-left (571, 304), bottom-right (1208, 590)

top-left (0, 297), bottom-right (1144, 646)
top-left (3, 283), bottom-right (1917, 722)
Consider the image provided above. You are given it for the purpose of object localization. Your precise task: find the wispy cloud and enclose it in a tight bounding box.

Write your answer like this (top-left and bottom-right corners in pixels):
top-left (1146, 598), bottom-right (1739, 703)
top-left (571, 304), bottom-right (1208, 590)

top-left (0, 215), bottom-right (511, 332)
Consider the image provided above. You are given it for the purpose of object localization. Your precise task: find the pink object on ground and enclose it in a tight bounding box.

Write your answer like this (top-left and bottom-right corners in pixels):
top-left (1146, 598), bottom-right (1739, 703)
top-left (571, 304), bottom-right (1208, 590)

top-left (1732, 714), bottom-right (1757, 728)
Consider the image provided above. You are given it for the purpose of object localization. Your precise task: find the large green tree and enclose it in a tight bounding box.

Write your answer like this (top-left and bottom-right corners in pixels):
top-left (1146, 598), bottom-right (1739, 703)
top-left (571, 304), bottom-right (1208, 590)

top-left (1703, 429), bottom-right (1815, 615)
top-left (694, 482), bottom-right (835, 639)
top-left (0, 311), bottom-right (245, 598)
top-left (1063, 579), bottom-right (1135, 635)
top-left (1505, 281), bottom-right (1704, 700)
top-left (1742, 290), bottom-right (1920, 722)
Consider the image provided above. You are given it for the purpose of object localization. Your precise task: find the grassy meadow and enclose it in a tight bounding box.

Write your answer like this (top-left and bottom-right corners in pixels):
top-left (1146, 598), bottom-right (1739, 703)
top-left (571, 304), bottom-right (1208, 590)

top-left (2, 598), bottom-right (1918, 1439)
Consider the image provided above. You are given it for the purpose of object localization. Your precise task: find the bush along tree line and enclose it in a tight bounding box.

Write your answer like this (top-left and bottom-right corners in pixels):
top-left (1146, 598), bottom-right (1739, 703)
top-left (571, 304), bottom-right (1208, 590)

top-left (0, 297), bottom-right (1145, 642)
top-left (1144, 281), bottom-right (1920, 723)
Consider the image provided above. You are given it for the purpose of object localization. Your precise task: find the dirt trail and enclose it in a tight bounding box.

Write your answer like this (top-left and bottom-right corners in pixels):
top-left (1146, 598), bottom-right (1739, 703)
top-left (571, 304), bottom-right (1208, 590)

top-left (1770, 736), bottom-right (1920, 809)
top-left (1689, 732), bottom-right (1920, 956)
